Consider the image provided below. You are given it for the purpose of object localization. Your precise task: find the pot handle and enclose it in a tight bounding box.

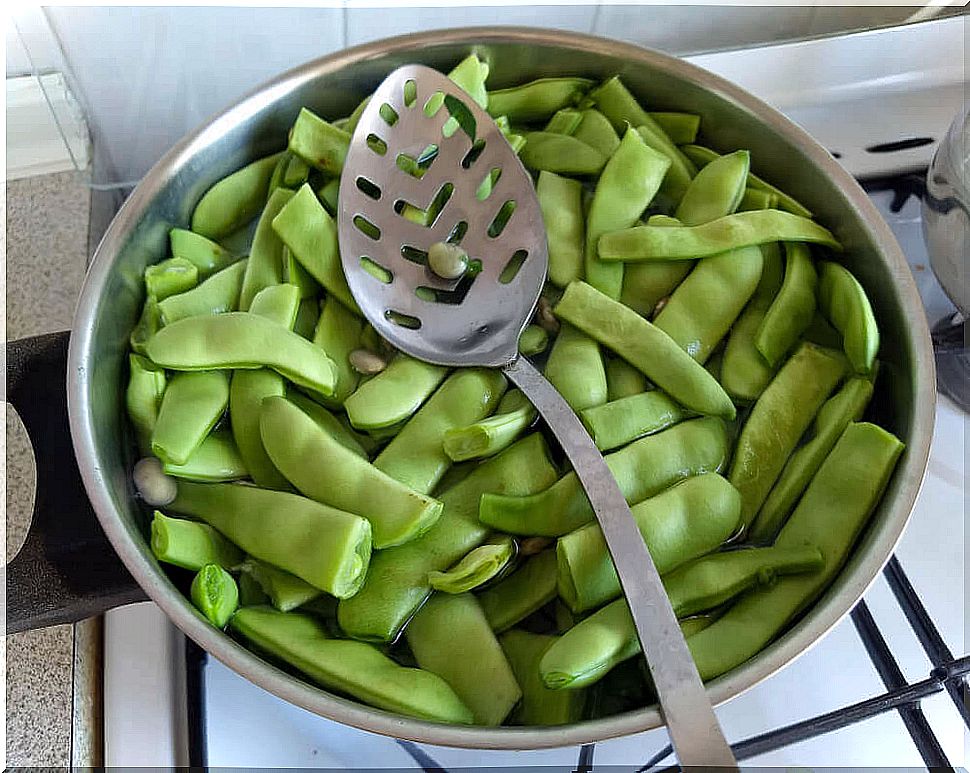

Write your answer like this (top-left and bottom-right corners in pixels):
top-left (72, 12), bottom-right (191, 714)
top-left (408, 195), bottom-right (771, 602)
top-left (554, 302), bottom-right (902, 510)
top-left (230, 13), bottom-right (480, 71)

top-left (6, 331), bottom-right (147, 634)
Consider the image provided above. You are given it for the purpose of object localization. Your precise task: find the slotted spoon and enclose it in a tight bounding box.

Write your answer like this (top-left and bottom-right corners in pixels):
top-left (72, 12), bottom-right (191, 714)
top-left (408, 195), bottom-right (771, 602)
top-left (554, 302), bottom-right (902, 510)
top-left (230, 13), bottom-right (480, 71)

top-left (337, 63), bottom-right (736, 768)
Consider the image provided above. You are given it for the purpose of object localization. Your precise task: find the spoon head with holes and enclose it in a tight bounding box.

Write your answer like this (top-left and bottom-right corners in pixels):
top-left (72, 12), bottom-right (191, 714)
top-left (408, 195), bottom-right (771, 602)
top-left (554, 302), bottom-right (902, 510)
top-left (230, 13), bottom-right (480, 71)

top-left (337, 64), bottom-right (548, 368)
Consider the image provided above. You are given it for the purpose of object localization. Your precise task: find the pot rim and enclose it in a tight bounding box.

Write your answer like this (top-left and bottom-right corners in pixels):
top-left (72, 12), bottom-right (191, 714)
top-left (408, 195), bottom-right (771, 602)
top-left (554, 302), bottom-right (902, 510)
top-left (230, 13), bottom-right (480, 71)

top-left (67, 25), bottom-right (936, 749)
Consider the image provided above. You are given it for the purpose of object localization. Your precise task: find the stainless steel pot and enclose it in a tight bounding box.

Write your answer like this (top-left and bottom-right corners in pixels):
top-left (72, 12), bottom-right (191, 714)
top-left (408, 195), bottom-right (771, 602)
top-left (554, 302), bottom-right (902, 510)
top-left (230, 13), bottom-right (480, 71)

top-left (16, 27), bottom-right (935, 749)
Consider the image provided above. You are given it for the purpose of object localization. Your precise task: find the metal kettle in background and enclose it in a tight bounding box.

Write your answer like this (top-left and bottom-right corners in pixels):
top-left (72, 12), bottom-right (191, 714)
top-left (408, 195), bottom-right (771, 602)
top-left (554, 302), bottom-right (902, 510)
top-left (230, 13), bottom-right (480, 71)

top-left (922, 104), bottom-right (969, 410)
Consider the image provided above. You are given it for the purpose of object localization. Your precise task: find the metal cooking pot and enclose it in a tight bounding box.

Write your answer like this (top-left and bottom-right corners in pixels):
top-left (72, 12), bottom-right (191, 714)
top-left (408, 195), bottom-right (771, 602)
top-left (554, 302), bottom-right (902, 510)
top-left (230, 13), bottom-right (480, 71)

top-left (7, 27), bottom-right (935, 749)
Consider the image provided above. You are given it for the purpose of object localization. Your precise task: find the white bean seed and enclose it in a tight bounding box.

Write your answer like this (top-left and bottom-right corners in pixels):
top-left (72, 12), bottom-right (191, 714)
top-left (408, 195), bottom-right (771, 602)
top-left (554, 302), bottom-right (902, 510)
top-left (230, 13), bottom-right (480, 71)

top-left (133, 457), bottom-right (177, 507)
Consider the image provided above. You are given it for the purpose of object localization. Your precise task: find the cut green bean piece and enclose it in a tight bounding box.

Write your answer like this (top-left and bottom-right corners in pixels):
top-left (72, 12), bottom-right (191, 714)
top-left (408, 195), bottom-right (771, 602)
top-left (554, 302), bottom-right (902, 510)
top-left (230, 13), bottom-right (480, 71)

top-left (605, 357), bottom-right (648, 401)
top-left (147, 312), bottom-right (338, 399)
top-left (572, 108), bottom-right (621, 158)
top-left (231, 606), bottom-right (473, 723)
top-left (374, 369), bottom-right (506, 494)
top-left (170, 228), bottom-right (237, 278)
top-left (680, 144), bottom-right (813, 218)
top-left (406, 593), bottom-right (521, 726)
top-left (738, 187), bottom-right (777, 211)
top-left (519, 132), bottom-right (607, 176)
top-left (157, 258), bottom-right (248, 325)
top-left (818, 261), bottom-right (880, 374)
top-left (579, 390), bottom-right (686, 452)
top-left (313, 298), bottom-right (364, 405)
top-left (283, 154), bottom-right (310, 188)
top-left (447, 53), bottom-right (490, 109)
top-left (293, 297), bottom-right (319, 339)
top-left (557, 472), bottom-right (741, 613)
top-left (443, 389), bottom-right (536, 462)
top-left (284, 246), bottom-right (322, 299)
top-left (286, 390), bottom-right (369, 459)
top-left (272, 183), bottom-right (360, 313)
top-left (730, 342), bottom-right (847, 530)
top-left (230, 368), bottom-right (290, 491)
top-left (145, 257), bottom-right (199, 301)
top-left (751, 377), bottom-right (874, 543)
top-left (345, 354), bottom-right (447, 430)
top-left (126, 353), bottom-right (166, 454)
top-left (238, 572), bottom-right (270, 606)
top-left (486, 77), bottom-right (593, 122)
top-left (172, 481), bottom-right (371, 597)
top-left (501, 630), bottom-right (586, 726)
top-left (288, 108), bottom-right (351, 176)
top-left (689, 422), bottom-right (904, 680)
top-left (756, 242), bottom-right (818, 366)
top-left (191, 152), bottom-right (284, 240)
top-left (249, 282), bottom-right (301, 327)
top-left (480, 549), bottom-right (558, 634)
top-left (480, 417), bottom-right (730, 536)
top-left (544, 323), bottom-right (607, 413)
top-left (537, 171), bottom-right (585, 287)
top-left (150, 510), bottom-right (243, 571)
top-left (518, 325), bottom-right (549, 356)
top-left (239, 557), bottom-right (322, 612)
top-left (130, 296), bottom-right (163, 356)
top-left (428, 537), bottom-right (515, 593)
top-left (802, 311), bottom-right (844, 349)
top-left (191, 564), bottom-right (239, 628)
top-left (554, 281), bottom-right (735, 419)
top-left (649, 111), bottom-right (700, 144)
top-left (150, 370), bottom-right (229, 465)
top-left (162, 429), bottom-right (248, 481)
top-left (316, 177), bottom-right (340, 215)
top-left (599, 210), bottom-right (841, 261)
top-left (585, 128), bottom-right (670, 298)
top-left (337, 433), bottom-right (557, 642)
top-left (544, 107), bottom-right (583, 135)
top-left (238, 187), bottom-right (294, 310)
top-left (260, 395), bottom-right (443, 548)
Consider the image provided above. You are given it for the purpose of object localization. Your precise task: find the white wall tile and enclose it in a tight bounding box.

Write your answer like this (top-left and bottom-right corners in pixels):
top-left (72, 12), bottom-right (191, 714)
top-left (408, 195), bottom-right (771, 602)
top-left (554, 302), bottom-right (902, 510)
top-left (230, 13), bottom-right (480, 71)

top-left (345, 3), bottom-right (599, 48)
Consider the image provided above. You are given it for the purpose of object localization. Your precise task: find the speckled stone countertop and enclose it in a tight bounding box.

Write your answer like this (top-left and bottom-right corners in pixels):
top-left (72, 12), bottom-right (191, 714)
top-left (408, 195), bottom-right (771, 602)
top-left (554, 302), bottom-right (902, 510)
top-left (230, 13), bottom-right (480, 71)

top-left (6, 170), bottom-right (99, 767)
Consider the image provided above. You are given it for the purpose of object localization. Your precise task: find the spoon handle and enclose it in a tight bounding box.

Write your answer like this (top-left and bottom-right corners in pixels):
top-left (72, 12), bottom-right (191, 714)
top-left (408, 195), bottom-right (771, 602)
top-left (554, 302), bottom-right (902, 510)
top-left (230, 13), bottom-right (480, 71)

top-left (504, 355), bottom-right (737, 769)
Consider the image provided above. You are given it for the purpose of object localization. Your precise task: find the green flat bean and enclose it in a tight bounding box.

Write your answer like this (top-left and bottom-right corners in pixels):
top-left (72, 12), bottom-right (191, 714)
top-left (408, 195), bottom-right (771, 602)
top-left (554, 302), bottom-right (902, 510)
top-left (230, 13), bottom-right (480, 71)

top-left (572, 109), bottom-right (620, 158)
top-left (479, 417), bottom-right (730, 537)
top-left (316, 177), bottom-right (340, 215)
top-left (151, 370), bottom-right (229, 465)
top-left (130, 296), bottom-right (163, 356)
top-left (157, 258), bottom-right (248, 324)
top-left (802, 311), bottom-right (844, 349)
top-left (239, 557), bottom-right (322, 612)
top-left (598, 210), bottom-right (841, 261)
top-left (480, 549), bottom-right (558, 634)
top-left (286, 390), bottom-right (369, 459)
top-left (537, 171), bottom-right (585, 287)
top-left (751, 377), bottom-right (873, 543)
top-left (147, 312), bottom-right (338, 399)
top-left (170, 228), bottom-right (237, 277)
top-left (406, 593), bottom-right (521, 726)
top-left (283, 246), bottom-right (321, 299)
top-left (126, 353), bottom-right (166, 454)
top-left (730, 342), bottom-right (847, 529)
top-left (230, 369), bottom-right (290, 490)
top-left (443, 389), bottom-right (536, 462)
top-left (146, 257), bottom-right (199, 301)
top-left (191, 564), bottom-right (239, 627)
top-left (293, 297), bottom-right (319, 339)
top-left (486, 77), bottom-right (593, 123)
top-left (518, 325), bottom-right (549, 356)
top-left (621, 216), bottom-right (691, 317)
top-left (428, 537), bottom-right (515, 593)
top-left (585, 128), bottom-right (669, 298)
top-left (755, 242), bottom-right (818, 365)
top-left (150, 510), bottom-right (243, 571)
top-left (818, 261), bottom-right (880, 374)
top-left (313, 298), bottom-right (364, 405)
top-left (219, 218), bottom-right (257, 256)
top-left (544, 323), bottom-right (607, 413)
top-left (605, 357), bottom-right (647, 400)
top-left (519, 132), bottom-right (607, 176)
top-left (191, 152), bottom-right (284, 240)
top-left (680, 144), bottom-right (813, 218)
top-left (501, 630), bottom-right (586, 726)
top-left (260, 395), bottom-right (443, 548)
top-left (337, 433), bottom-right (557, 642)
top-left (544, 108), bottom-right (583, 135)
top-left (554, 281), bottom-right (735, 419)
top-left (675, 150), bottom-right (749, 226)
top-left (688, 422), bottom-right (904, 680)
top-left (288, 108), bottom-right (350, 176)
top-left (239, 187), bottom-right (295, 310)
top-left (171, 481), bottom-right (371, 597)
top-left (654, 246), bottom-right (764, 363)
top-left (374, 369), bottom-right (507, 494)
top-left (648, 111), bottom-right (700, 145)
top-left (162, 430), bottom-right (248, 481)
top-left (579, 390), bottom-right (686, 451)
top-left (447, 53), bottom-right (490, 109)
top-left (557, 472), bottom-right (741, 613)
top-left (345, 354), bottom-right (448, 430)
top-left (283, 154), bottom-right (310, 188)
top-left (272, 183), bottom-right (360, 313)
top-left (542, 545), bottom-right (822, 689)
top-left (238, 572), bottom-right (270, 606)
top-left (738, 187), bottom-right (777, 211)
top-left (231, 606), bottom-right (473, 723)
top-left (720, 242), bottom-right (785, 403)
